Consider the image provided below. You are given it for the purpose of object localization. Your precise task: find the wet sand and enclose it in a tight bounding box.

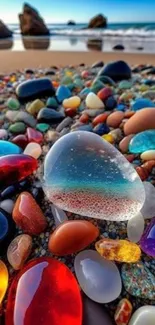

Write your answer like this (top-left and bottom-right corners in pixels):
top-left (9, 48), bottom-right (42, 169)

top-left (0, 51), bottom-right (155, 72)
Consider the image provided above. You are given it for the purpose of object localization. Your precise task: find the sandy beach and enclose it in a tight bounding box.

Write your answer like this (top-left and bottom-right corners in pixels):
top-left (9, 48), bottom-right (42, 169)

top-left (0, 51), bottom-right (155, 72)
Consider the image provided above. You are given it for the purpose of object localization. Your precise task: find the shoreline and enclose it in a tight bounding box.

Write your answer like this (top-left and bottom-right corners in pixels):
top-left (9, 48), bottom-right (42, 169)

top-left (0, 51), bottom-right (155, 72)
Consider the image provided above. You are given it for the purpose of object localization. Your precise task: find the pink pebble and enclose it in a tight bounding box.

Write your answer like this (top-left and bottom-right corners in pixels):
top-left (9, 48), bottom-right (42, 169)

top-left (107, 111), bottom-right (124, 128)
top-left (81, 71), bottom-right (89, 78)
top-left (119, 134), bottom-right (134, 153)
top-left (0, 129), bottom-right (8, 139)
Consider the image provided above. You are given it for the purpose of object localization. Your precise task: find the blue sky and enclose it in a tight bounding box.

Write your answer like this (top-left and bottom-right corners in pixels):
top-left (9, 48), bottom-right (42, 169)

top-left (0, 0), bottom-right (154, 23)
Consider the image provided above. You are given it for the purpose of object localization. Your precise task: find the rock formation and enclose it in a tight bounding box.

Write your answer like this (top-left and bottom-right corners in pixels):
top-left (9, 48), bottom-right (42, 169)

top-left (0, 20), bottom-right (12, 38)
top-left (67, 20), bottom-right (76, 26)
top-left (19, 3), bottom-right (49, 36)
top-left (88, 14), bottom-right (107, 28)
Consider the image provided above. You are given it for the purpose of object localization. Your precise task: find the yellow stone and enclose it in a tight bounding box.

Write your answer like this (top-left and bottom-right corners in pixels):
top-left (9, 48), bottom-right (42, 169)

top-left (63, 96), bottom-right (81, 109)
top-left (27, 99), bottom-right (45, 116)
top-left (119, 92), bottom-right (133, 101)
top-left (65, 71), bottom-right (73, 77)
top-left (139, 84), bottom-right (149, 92)
top-left (102, 134), bottom-right (114, 144)
top-left (140, 150), bottom-right (155, 161)
top-left (0, 260), bottom-right (8, 304)
top-left (95, 238), bottom-right (141, 263)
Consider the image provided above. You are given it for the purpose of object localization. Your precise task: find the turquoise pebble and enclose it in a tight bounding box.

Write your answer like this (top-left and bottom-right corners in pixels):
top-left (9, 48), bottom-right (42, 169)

top-left (119, 80), bottom-right (132, 89)
top-left (79, 88), bottom-right (91, 97)
top-left (46, 97), bottom-right (58, 108)
top-left (0, 140), bottom-right (21, 156)
top-left (36, 123), bottom-right (50, 132)
top-left (129, 130), bottom-right (155, 153)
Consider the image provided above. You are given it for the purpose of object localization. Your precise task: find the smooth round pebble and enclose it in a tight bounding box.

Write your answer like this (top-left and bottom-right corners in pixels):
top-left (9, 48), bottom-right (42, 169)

top-left (0, 129), bottom-right (8, 140)
top-left (85, 92), bottom-right (104, 109)
top-left (7, 234), bottom-right (32, 270)
top-left (129, 306), bottom-right (155, 325)
top-left (0, 199), bottom-right (14, 214)
top-left (107, 111), bottom-right (124, 128)
top-left (74, 250), bottom-right (122, 303)
top-left (141, 149), bottom-right (155, 160)
top-left (119, 134), bottom-right (134, 153)
top-left (127, 212), bottom-right (144, 243)
top-left (24, 142), bottom-right (42, 159)
top-left (141, 181), bottom-right (155, 219)
top-left (124, 108), bottom-right (155, 135)
top-left (63, 96), bottom-right (81, 109)
top-left (51, 204), bottom-right (68, 226)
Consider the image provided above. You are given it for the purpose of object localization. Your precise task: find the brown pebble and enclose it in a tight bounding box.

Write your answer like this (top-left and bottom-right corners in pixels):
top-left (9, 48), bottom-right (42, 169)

top-left (107, 111), bottom-right (124, 128)
top-left (119, 134), bottom-right (134, 153)
top-left (124, 108), bottom-right (155, 135)
top-left (7, 234), bottom-right (32, 270)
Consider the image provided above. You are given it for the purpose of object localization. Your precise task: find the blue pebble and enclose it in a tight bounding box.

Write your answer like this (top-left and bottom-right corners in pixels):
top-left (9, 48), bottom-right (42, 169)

top-left (129, 130), bottom-right (155, 153)
top-left (116, 104), bottom-right (126, 111)
top-left (131, 98), bottom-right (155, 111)
top-left (79, 87), bottom-right (91, 96)
top-left (76, 124), bottom-right (93, 132)
top-left (144, 79), bottom-right (155, 86)
top-left (105, 96), bottom-right (117, 110)
top-left (0, 140), bottom-right (21, 156)
top-left (93, 123), bottom-right (110, 135)
top-left (0, 208), bottom-right (15, 254)
top-left (56, 85), bottom-right (71, 103)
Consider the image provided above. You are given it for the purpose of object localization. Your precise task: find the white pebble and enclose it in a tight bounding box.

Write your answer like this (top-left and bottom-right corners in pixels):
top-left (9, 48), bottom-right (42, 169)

top-left (127, 212), bottom-right (144, 243)
top-left (85, 92), bottom-right (104, 109)
top-left (24, 142), bottom-right (42, 159)
top-left (141, 150), bottom-right (155, 161)
top-left (0, 199), bottom-right (14, 214)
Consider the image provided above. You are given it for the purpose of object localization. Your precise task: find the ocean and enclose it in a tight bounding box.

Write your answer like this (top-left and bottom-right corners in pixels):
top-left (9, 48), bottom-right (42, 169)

top-left (1, 22), bottom-right (155, 52)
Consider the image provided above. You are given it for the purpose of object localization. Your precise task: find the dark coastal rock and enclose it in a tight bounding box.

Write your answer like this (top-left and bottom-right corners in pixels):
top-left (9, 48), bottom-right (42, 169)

top-left (82, 294), bottom-right (115, 325)
top-left (92, 61), bottom-right (104, 68)
top-left (113, 44), bottom-right (124, 50)
top-left (0, 208), bottom-right (16, 255)
top-left (98, 60), bottom-right (131, 81)
top-left (0, 20), bottom-right (12, 38)
top-left (67, 20), bottom-right (76, 26)
top-left (16, 78), bottom-right (55, 103)
top-left (88, 14), bottom-right (107, 28)
top-left (19, 3), bottom-right (49, 36)
top-left (37, 108), bottom-right (65, 124)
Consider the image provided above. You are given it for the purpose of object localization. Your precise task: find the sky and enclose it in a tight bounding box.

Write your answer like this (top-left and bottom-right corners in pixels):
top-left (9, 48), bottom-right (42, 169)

top-left (0, 0), bottom-right (153, 24)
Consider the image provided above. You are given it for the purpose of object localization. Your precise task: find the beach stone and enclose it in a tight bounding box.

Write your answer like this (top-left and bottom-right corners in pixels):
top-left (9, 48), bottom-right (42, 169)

top-left (141, 181), bottom-right (155, 219)
top-left (141, 149), bottom-right (155, 160)
top-left (80, 87), bottom-right (91, 97)
top-left (6, 111), bottom-right (18, 122)
top-left (16, 78), bottom-right (55, 103)
top-left (62, 96), bottom-right (81, 109)
top-left (36, 123), bottom-right (49, 132)
top-left (127, 212), bottom-right (144, 243)
top-left (115, 298), bottom-right (132, 325)
top-left (124, 108), bottom-right (155, 135)
top-left (9, 122), bottom-right (26, 134)
top-left (51, 204), bottom-right (68, 226)
top-left (86, 92), bottom-right (104, 109)
top-left (0, 140), bottom-right (21, 156)
top-left (14, 111), bottom-right (36, 127)
top-left (107, 111), bottom-right (124, 128)
top-left (90, 80), bottom-right (105, 94)
top-left (131, 98), bottom-right (155, 111)
top-left (48, 220), bottom-right (99, 255)
top-left (26, 127), bottom-right (43, 144)
top-left (56, 117), bottom-right (72, 132)
top-left (45, 130), bottom-right (60, 143)
top-left (142, 90), bottom-right (155, 100)
top-left (92, 112), bottom-right (109, 125)
top-left (84, 108), bottom-right (105, 117)
top-left (119, 134), bottom-right (134, 153)
top-left (93, 123), bottom-right (110, 135)
top-left (97, 87), bottom-right (113, 101)
top-left (0, 260), bottom-right (8, 304)
top-left (129, 306), bottom-right (155, 325)
top-left (6, 257), bottom-right (82, 325)
top-left (129, 130), bottom-right (155, 153)
top-left (6, 97), bottom-right (20, 110)
top-left (82, 294), bottom-right (115, 325)
top-left (0, 154), bottom-right (38, 190)
top-left (140, 217), bottom-right (155, 257)
top-left (0, 129), bottom-right (8, 139)
top-left (61, 75), bottom-right (73, 85)
top-left (13, 192), bottom-right (47, 235)
top-left (102, 133), bottom-right (114, 143)
top-left (79, 113), bottom-right (89, 123)
top-left (119, 80), bottom-right (132, 89)
top-left (96, 238), bottom-right (141, 262)
top-left (105, 96), bottom-right (117, 110)
top-left (92, 61), bottom-right (104, 68)
top-left (121, 262), bottom-right (155, 299)
top-left (0, 199), bottom-right (14, 214)
top-left (43, 131), bottom-right (145, 221)
top-left (46, 97), bottom-right (58, 108)
top-left (26, 99), bottom-right (44, 115)
top-left (37, 107), bottom-right (65, 123)
top-left (56, 85), bottom-right (71, 103)
top-left (98, 60), bottom-right (131, 81)
top-left (0, 208), bottom-right (15, 254)
top-left (74, 250), bottom-right (122, 303)
top-left (96, 75), bottom-right (116, 86)
top-left (7, 234), bottom-right (32, 270)
top-left (24, 142), bottom-right (42, 159)
top-left (12, 134), bottom-right (28, 149)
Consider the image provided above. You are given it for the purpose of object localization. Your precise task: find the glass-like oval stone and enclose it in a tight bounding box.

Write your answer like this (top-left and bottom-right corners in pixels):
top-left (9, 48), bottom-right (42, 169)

top-left (0, 140), bottom-right (21, 156)
top-left (43, 131), bottom-right (145, 221)
top-left (6, 257), bottom-right (82, 325)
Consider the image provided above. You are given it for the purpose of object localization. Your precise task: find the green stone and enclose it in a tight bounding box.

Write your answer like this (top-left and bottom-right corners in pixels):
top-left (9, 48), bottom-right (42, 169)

top-left (36, 123), bottom-right (50, 133)
top-left (74, 78), bottom-right (84, 88)
top-left (6, 97), bottom-right (20, 110)
top-left (9, 122), bottom-right (26, 134)
top-left (90, 80), bottom-right (105, 93)
top-left (46, 97), bottom-right (58, 108)
top-left (119, 80), bottom-right (132, 89)
top-left (61, 76), bottom-right (73, 85)
top-left (26, 99), bottom-right (44, 116)
top-left (67, 83), bottom-right (75, 91)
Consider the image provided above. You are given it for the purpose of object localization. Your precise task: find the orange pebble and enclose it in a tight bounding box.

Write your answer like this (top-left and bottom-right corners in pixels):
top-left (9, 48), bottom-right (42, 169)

top-left (79, 113), bottom-right (89, 123)
top-left (93, 112), bottom-right (109, 126)
top-left (85, 80), bottom-right (92, 87)
top-left (124, 111), bottom-right (135, 118)
top-left (52, 81), bottom-right (59, 88)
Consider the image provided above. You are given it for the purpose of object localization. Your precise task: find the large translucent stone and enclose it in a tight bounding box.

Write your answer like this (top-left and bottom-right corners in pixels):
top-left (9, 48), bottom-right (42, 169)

top-left (43, 131), bottom-right (145, 221)
top-left (6, 257), bottom-right (82, 325)
top-left (74, 250), bottom-right (122, 303)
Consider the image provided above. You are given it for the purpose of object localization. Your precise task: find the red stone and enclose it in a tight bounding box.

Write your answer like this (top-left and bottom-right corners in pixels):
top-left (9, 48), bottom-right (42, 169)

top-left (97, 87), bottom-right (113, 101)
top-left (79, 113), bottom-right (89, 123)
top-left (6, 257), bottom-right (82, 325)
top-left (65, 107), bottom-right (77, 117)
top-left (92, 112), bottom-right (109, 126)
top-left (0, 154), bottom-right (38, 190)
top-left (12, 134), bottom-right (28, 149)
top-left (13, 192), bottom-right (47, 235)
top-left (27, 127), bottom-right (43, 144)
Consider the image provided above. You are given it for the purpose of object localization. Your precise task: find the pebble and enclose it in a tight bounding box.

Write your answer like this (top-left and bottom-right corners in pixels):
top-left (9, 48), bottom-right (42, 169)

top-left (131, 98), bottom-right (155, 111)
top-left (0, 208), bottom-right (15, 254)
top-left (0, 129), bottom-right (8, 139)
top-left (140, 217), bottom-right (155, 257)
top-left (105, 96), bottom-right (117, 110)
top-left (26, 99), bottom-right (44, 115)
top-left (97, 87), bottom-right (113, 101)
top-left (92, 112), bottom-right (109, 125)
top-left (13, 111), bottom-right (36, 127)
top-left (119, 80), bottom-right (132, 89)
top-left (37, 107), bottom-right (65, 123)
top-left (124, 108), bottom-right (155, 135)
top-left (127, 212), bottom-right (144, 243)
top-left (141, 181), bottom-right (155, 219)
top-left (85, 92), bottom-right (104, 109)
top-left (92, 61), bottom-right (104, 68)
top-left (26, 127), bottom-right (43, 144)
top-left (0, 199), bottom-right (14, 214)
top-left (24, 142), bottom-right (42, 159)
top-left (141, 149), bottom-right (155, 160)
top-left (56, 85), bottom-right (71, 103)
top-left (107, 111), bottom-right (124, 128)
top-left (129, 306), bottom-right (155, 325)
top-left (51, 204), bottom-right (68, 226)
top-left (74, 250), bottom-right (122, 303)
top-left (56, 117), bottom-right (72, 132)
top-left (119, 134), bottom-right (134, 153)
top-left (98, 60), bottom-right (131, 81)
top-left (129, 130), bottom-right (155, 153)
top-left (0, 260), bottom-right (8, 304)
top-left (6, 97), bottom-right (20, 110)
top-left (48, 220), bottom-right (99, 255)
top-left (7, 234), bottom-right (32, 270)
top-left (122, 262), bottom-right (155, 299)
top-left (36, 123), bottom-right (49, 132)
top-left (93, 123), bottom-right (110, 135)
top-left (63, 96), bottom-right (81, 109)
top-left (0, 140), bottom-right (21, 156)
top-left (9, 122), bottom-right (26, 134)
top-left (114, 298), bottom-right (132, 325)
top-left (12, 134), bottom-right (28, 149)
top-left (6, 110), bottom-right (18, 122)
top-left (46, 97), bottom-right (58, 108)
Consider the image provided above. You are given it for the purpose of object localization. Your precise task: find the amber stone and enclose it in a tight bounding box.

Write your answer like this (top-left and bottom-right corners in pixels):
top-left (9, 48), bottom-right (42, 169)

top-left (26, 127), bottom-right (43, 144)
top-left (7, 234), bottom-right (32, 270)
top-left (48, 220), bottom-right (99, 255)
top-left (6, 257), bottom-right (82, 325)
top-left (12, 134), bottom-right (28, 150)
top-left (92, 112), bottom-right (109, 126)
top-left (13, 192), bottom-right (47, 235)
top-left (65, 107), bottom-right (77, 117)
top-left (114, 298), bottom-right (132, 325)
top-left (0, 154), bottom-right (38, 190)
top-left (0, 260), bottom-right (8, 304)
